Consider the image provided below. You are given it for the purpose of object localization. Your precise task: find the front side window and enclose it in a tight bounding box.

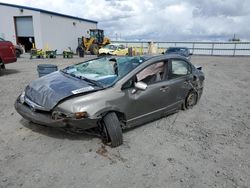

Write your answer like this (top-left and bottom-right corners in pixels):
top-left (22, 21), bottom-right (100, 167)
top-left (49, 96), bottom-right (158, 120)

top-left (169, 59), bottom-right (191, 79)
top-left (136, 62), bottom-right (166, 85)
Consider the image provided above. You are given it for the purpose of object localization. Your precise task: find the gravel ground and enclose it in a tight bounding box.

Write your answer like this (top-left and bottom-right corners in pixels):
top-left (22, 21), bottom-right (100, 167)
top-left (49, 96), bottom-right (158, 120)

top-left (0, 54), bottom-right (249, 188)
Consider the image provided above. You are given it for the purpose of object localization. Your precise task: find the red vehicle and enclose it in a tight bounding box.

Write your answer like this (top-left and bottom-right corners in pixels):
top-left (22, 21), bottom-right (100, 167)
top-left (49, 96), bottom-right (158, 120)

top-left (0, 38), bottom-right (17, 70)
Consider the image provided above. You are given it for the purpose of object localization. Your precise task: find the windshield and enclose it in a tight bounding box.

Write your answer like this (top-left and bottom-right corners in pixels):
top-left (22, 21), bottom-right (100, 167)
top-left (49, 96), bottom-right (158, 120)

top-left (103, 44), bottom-right (118, 50)
top-left (62, 56), bottom-right (145, 87)
top-left (167, 48), bottom-right (188, 54)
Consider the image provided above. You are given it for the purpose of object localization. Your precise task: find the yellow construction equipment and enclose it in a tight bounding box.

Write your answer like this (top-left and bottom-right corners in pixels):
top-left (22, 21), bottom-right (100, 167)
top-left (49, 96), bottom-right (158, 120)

top-left (78, 29), bottom-right (110, 55)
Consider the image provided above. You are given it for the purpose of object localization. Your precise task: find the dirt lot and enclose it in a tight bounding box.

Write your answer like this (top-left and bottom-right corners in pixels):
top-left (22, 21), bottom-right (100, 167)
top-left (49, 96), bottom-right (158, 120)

top-left (0, 54), bottom-right (249, 188)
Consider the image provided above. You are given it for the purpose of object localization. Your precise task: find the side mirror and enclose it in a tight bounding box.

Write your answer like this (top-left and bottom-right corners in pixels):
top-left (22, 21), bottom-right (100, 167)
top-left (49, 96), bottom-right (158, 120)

top-left (189, 53), bottom-right (193, 56)
top-left (132, 81), bottom-right (148, 94)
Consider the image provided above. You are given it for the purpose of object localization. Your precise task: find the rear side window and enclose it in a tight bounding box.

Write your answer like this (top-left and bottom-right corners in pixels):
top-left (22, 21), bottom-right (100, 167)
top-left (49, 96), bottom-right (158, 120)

top-left (169, 59), bottom-right (191, 79)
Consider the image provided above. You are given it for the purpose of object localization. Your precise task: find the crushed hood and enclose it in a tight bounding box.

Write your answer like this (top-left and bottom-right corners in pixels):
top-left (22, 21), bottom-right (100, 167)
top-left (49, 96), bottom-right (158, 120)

top-left (24, 71), bottom-right (101, 111)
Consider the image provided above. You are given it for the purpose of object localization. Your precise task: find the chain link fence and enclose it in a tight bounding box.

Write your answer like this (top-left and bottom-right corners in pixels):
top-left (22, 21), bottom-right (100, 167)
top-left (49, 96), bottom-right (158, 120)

top-left (112, 41), bottom-right (250, 56)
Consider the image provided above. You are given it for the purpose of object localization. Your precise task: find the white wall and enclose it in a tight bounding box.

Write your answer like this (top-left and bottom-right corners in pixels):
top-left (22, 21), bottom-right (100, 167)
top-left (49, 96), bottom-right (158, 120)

top-left (0, 4), bottom-right (97, 53)
top-left (40, 13), bottom-right (97, 53)
top-left (0, 5), bottom-right (43, 48)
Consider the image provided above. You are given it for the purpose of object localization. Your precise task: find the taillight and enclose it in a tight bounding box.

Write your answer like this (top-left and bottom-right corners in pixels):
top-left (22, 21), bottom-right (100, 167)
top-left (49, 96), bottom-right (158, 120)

top-left (10, 45), bottom-right (15, 54)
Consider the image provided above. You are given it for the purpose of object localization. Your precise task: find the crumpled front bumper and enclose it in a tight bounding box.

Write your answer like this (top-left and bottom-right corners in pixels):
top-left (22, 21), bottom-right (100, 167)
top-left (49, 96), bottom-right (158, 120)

top-left (14, 99), bottom-right (100, 130)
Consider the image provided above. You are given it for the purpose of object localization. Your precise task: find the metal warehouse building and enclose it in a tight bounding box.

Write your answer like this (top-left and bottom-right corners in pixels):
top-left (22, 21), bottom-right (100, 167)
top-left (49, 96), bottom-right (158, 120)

top-left (0, 3), bottom-right (97, 53)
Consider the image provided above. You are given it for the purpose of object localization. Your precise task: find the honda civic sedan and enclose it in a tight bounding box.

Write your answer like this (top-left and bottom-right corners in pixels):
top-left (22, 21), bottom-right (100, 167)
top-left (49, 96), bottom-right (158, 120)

top-left (15, 55), bottom-right (204, 147)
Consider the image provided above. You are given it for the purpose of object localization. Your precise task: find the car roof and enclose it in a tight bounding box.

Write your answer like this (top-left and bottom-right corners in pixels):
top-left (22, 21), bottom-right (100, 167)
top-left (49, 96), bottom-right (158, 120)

top-left (108, 54), bottom-right (188, 62)
top-left (143, 54), bottom-right (189, 60)
top-left (167, 47), bottom-right (188, 50)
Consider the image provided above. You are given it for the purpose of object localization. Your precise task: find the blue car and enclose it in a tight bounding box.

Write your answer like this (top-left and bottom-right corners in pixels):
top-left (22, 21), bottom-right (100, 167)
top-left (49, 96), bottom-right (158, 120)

top-left (165, 47), bottom-right (192, 60)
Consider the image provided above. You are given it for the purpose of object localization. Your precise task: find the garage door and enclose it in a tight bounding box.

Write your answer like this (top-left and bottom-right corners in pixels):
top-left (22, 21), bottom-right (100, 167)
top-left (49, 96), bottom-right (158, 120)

top-left (15, 16), bottom-right (34, 37)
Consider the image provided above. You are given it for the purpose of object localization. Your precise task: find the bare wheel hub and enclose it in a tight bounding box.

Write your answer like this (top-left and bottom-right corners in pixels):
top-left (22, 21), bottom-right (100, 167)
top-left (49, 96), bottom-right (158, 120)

top-left (187, 92), bottom-right (197, 107)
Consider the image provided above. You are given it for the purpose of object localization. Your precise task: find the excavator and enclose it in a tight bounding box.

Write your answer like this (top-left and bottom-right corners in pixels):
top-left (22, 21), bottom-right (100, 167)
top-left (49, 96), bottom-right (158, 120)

top-left (78, 29), bottom-right (110, 55)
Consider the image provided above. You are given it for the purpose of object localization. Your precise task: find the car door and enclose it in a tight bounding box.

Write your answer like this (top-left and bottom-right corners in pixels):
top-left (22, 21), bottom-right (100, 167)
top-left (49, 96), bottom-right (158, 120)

top-left (121, 61), bottom-right (175, 127)
top-left (166, 58), bottom-right (193, 105)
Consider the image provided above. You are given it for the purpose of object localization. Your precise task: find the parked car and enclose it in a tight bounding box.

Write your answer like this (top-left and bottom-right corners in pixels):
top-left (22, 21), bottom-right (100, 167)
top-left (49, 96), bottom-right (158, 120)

top-left (99, 44), bottom-right (128, 56)
top-left (15, 54), bottom-right (204, 147)
top-left (0, 37), bottom-right (17, 70)
top-left (15, 44), bottom-right (24, 58)
top-left (165, 47), bottom-right (192, 60)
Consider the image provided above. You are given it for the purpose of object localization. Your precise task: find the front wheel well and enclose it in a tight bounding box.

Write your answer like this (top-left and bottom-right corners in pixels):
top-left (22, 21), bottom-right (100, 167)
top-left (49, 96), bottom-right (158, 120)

top-left (100, 111), bottom-right (126, 128)
top-left (0, 57), bottom-right (5, 69)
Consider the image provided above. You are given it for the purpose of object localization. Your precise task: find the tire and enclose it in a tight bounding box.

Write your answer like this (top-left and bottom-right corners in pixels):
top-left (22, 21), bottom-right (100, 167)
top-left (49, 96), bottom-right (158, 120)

top-left (98, 53), bottom-right (106, 57)
top-left (185, 90), bottom-right (198, 109)
top-left (0, 59), bottom-right (5, 70)
top-left (76, 47), bottom-right (79, 55)
top-left (102, 112), bottom-right (123, 147)
top-left (90, 44), bottom-right (99, 55)
top-left (16, 50), bottom-right (21, 58)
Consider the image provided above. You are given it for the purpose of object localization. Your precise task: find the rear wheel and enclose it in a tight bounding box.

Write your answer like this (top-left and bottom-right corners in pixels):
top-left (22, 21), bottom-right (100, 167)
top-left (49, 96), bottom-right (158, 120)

top-left (90, 44), bottom-right (99, 55)
top-left (98, 53), bottom-right (106, 57)
top-left (16, 49), bottom-right (21, 58)
top-left (0, 59), bottom-right (5, 70)
top-left (102, 112), bottom-right (123, 147)
top-left (185, 90), bottom-right (198, 109)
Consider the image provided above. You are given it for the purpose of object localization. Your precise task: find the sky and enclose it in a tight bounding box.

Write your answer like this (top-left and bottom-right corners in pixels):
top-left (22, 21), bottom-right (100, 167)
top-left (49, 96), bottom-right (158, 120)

top-left (1, 0), bottom-right (250, 41)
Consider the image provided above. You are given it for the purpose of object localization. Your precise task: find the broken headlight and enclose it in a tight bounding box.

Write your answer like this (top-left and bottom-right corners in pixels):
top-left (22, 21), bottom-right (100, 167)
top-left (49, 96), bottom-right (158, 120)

top-left (51, 111), bottom-right (88, 120)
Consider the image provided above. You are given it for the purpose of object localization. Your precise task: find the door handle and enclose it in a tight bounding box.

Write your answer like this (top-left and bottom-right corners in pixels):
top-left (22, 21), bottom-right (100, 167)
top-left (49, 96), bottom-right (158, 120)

top-left (184, 81), bottom-right (189, 85)
top-left (160, 86), bottom-right (169, 92)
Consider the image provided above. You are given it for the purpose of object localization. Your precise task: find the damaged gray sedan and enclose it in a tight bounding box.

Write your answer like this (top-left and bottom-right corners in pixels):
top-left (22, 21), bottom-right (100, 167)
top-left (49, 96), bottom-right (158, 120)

top-left (15, 55), bottom-right (204, 147)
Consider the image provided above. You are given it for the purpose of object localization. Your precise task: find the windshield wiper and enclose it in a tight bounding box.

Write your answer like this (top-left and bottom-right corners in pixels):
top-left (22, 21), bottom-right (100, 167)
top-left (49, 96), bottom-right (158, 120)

top-left (79, 76), bottom-right (103, 88)
top-left (61, 70), bottom-right (81, 80)
top-left (61, 70), bottom-right (103, 88)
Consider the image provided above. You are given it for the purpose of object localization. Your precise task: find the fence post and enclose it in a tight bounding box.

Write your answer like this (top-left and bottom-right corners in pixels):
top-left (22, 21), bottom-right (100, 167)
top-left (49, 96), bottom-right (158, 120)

top-left (211, 43), bottom-right (214, 55)
top-left (233, 43), bottom-right (236, 56)
top-left (141, 42), bottom-right (143, 55)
